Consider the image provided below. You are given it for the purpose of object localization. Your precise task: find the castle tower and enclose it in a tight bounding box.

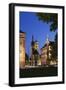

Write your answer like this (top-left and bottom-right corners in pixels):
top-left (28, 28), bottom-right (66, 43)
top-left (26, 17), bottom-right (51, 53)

top-left (34, 41), bottom-right (39, 50)
top-left (19, 31), bottom-right (25, 68)
top-left (41, 35), bottom-right (49, 65)
top-left (34, 41), bottom-right (41, 65)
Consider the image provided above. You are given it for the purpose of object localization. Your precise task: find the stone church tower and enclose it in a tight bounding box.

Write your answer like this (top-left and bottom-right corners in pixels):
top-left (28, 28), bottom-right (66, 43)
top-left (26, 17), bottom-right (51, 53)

top-left (31, 36), bottom-right (40, 66)
top-left (19, 31), bottom-right (25, 68)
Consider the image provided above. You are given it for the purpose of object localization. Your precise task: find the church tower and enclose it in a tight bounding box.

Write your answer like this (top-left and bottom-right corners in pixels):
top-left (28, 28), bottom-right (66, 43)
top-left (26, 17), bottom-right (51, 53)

top-left (46, 35), bottom-right (49, 45)
top-left (19, 31), bottom-right (26, 68)
top-left (31, 36), bottom-right (40, 66)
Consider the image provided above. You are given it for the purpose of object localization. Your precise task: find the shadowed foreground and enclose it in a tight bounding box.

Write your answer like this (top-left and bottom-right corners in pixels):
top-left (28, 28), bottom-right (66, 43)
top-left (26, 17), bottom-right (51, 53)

top-left (20, 66), bottom-right (58, 78)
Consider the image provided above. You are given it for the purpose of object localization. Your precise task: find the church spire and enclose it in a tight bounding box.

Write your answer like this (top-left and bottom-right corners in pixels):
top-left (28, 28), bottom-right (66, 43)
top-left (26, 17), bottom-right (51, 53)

top-left (46, 34), bottom-right (49, 45)
top-left (31, 35), bottom-right (34, 46)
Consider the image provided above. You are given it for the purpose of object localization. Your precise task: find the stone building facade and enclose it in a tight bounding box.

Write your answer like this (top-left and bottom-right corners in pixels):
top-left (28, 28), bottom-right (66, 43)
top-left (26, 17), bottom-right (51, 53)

top-left (40, 36), bottom-right (56, 65)
top-left (41, 41), bottom-right (54, 65)
top-left (19, 31), bottom-right (25, 68)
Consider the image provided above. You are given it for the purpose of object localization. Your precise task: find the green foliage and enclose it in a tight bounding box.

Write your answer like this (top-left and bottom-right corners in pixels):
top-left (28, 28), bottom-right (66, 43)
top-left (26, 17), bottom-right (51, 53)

top-left (36, 13), bottom-right (58, 31)
top-left (51, 33), bottom-right (58, 60)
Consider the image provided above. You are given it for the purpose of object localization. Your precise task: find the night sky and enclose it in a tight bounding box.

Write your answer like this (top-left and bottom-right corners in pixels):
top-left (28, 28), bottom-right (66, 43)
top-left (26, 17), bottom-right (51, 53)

top-left (19, 12), bottom-right (56, 55)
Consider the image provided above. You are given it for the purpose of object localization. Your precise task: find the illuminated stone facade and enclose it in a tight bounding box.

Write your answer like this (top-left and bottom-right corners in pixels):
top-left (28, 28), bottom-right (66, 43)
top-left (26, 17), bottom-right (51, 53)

top-left (19, 31), bottom-right (25, 68)
top-left (41, 44), bottom-right (52, 65)
top-left (41, 36), bottom-right (54, 65)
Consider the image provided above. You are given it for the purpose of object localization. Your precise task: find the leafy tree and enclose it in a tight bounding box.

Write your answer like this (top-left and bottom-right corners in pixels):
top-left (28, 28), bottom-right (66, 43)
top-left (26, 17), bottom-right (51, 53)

top-left (54, 33), bottom-right (58, 59)
top-left (36, 13), bottom-right (58, 32)
top-left (50, 33), bottom-right (58, 61)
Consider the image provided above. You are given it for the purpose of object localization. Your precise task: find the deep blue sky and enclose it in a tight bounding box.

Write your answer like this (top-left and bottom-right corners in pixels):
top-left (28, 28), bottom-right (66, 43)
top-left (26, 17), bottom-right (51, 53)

top-left (19, 12), bottom-right (56, 55)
